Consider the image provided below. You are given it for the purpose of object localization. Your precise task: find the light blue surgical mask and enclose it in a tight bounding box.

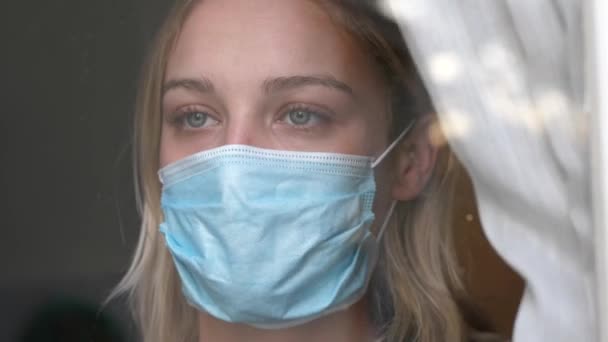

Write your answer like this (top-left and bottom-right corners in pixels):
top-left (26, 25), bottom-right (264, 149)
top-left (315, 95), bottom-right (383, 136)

top-left (158, 123), bottom-right (414, 329)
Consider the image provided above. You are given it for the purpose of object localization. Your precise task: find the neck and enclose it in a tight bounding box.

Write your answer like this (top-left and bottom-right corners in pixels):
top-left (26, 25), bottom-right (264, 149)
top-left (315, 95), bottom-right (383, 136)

top-left (198, 298), bottom-right (375, 342)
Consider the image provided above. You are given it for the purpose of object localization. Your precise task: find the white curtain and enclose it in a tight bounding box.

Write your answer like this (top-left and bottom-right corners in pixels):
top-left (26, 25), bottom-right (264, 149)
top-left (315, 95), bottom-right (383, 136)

top-left (382, 0), bottom-right (595, 340)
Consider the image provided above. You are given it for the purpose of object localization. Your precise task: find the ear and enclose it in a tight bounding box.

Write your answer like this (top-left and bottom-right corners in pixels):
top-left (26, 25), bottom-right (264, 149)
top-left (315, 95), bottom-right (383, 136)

top-left (391, 115), bottom-right (439, 201)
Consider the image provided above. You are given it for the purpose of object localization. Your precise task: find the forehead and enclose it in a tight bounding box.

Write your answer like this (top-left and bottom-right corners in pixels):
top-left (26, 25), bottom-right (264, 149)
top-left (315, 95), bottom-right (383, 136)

top-left (166, 0), bottom-right (384, 92)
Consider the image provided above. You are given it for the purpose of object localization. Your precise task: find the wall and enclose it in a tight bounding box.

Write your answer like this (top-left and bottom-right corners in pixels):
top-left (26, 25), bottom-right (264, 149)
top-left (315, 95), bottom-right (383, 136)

top-left (0, 1), bottom-right (171, 340)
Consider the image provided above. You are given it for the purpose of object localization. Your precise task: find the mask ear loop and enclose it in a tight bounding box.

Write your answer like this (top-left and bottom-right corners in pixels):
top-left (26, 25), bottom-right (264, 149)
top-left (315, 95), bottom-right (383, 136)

top-left (371, 120), bottom-right (417, 169)
top-left (371, 119), bottom-right (417, 241)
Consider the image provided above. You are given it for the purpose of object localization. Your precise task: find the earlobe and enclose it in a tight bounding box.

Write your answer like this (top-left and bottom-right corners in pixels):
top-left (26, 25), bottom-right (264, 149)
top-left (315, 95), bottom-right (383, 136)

top-left (391, 115), bottom-right (439, 201)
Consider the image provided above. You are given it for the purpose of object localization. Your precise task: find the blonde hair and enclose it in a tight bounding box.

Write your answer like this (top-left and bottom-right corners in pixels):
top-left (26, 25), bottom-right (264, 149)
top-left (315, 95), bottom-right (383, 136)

top-left (112, 1), bottom-right (467, 341)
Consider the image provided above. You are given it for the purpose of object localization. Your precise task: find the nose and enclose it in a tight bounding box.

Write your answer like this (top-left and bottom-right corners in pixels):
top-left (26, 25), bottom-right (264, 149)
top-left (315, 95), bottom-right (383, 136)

top-left (222, 111), bottom-right (271, 148)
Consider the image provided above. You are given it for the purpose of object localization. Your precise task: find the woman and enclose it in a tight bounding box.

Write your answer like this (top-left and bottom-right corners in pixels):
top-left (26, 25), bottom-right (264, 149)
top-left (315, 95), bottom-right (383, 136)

top-left (114, 0), bottom-right (469, 341)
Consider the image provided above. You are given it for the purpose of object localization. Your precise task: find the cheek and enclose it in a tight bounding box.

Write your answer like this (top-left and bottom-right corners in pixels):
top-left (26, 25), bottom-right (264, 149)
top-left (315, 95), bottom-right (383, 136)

top-left (370, 157), bottom-right (397, 228)
top-left (373, 161), bottom-right (394, 198)
top-left (329, 104), bottom-right (390, 157)
top-left (350, 117), bottom-right (390, 160)
top-left (159, 126), bottom-right (194, 168)
top-left (158, 128), bottom-right (172, 168)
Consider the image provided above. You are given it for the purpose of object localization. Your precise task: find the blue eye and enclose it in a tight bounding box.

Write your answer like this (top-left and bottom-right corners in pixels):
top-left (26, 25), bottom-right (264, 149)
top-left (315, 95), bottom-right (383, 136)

top-left (185, 112), bottom-right (208, 128)
top-left (287, 110), bottom-right (313, 125)
top-left (283, 106), bottom-right (327, 128)
top-left (171, 109), bottom-right (220, 130)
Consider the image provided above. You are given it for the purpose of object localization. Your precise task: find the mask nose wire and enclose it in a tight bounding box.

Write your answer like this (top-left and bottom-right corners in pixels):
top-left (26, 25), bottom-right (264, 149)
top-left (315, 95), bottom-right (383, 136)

top-left (371, 120), bottom-right (417, 169)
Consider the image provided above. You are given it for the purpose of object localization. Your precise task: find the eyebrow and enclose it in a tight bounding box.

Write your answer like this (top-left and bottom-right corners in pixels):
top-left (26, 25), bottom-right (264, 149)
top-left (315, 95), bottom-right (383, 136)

top-left (163, 77), bottom-right (215, 95)
top-left (263, 75), bottom-right (355, 97)
top-left (162, 74), bottom-right (355, 98)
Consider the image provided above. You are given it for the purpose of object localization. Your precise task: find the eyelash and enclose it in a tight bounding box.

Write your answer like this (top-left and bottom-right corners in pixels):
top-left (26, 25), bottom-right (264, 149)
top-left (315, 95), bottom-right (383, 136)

top-left (166, 103), bottom-right (331, 131)
top-left (169, 106), bottom-right (218, 129)
top-left (278, 104), bottom-right (330, 128)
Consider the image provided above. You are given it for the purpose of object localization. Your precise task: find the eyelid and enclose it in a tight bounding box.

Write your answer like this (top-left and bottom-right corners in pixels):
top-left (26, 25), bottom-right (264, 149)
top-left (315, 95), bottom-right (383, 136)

top-left (168, 105), bottom-right (221, 129)
top-left (278, 103), bottom-right (333, 123)
top-left (167, 104), bottom-right (217, 119)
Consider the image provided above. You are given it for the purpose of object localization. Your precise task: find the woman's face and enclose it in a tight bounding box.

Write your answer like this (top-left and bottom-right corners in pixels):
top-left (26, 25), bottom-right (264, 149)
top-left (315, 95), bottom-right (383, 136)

top-left (160, 0), bottom-right (392, 166)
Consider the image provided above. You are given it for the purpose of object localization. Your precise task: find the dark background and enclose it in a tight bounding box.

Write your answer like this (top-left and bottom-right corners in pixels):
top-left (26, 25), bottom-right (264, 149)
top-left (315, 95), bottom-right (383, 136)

top-left (0, 1), bottom-right (173, 340)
